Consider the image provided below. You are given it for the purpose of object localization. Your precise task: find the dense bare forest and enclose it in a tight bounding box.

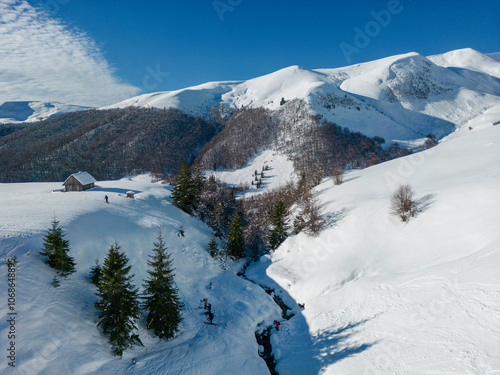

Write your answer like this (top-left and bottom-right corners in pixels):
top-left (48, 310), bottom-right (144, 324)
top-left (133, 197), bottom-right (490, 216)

top-left (0, 100), bottom-right (413, 184)
top-left (0, 107), bottom-right (217, 182)
top-left (197, 100), bottom-right (412, 182)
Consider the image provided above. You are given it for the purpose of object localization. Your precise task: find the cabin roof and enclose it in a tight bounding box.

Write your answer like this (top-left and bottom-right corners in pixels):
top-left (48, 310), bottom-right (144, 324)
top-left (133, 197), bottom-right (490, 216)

top-left (63, 172), bottom-right (96, 186)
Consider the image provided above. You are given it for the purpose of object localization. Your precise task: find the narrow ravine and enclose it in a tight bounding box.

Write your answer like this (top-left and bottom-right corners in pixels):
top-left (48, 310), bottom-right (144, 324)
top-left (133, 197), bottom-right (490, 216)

top-left (256, 325), bottom-right (278, 375)
top-left (238, 264), bottom-right (295, 375)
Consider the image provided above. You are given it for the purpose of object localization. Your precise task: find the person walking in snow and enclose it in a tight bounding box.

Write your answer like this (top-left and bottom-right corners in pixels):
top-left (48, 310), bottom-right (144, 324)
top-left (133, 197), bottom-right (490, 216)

top-left (208, 311), bottom-right (214, 324)
top-left (105, 195), bottom-right (109, 204)
top-left (274, 320), bottom-right (280, 331)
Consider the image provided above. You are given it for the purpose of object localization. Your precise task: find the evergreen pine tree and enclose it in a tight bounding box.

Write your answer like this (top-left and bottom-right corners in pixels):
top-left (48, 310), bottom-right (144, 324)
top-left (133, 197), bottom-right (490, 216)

top-left (40, 217), bottom-right (76, 276)
top-left (191, 160), bottom-right (205, 211)
top-left (226, 212), bottom-right (245, 258)
top-left (268, 198), bottom-right (289, 251)
top-left (95, 242), bottom-right (141, 356)
top-left (89, 259), bottom-right (102, 286)
top-left (171, 158), bottom-right (195, 214)
top-left (211, 202), bottom-right (224, 238)
top-left (207, 234), bottom-right (219, 257)
top-left (51, 275), bottom-right (60, 288)
top-left (142, 231), bottom-right (183, 339)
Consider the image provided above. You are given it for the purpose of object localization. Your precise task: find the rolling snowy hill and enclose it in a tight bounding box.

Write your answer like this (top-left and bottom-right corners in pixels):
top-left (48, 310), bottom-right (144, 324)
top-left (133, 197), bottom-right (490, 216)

top-left (3, 47), bottom-right (500, 145)
top-left (429, 48), bottom-right (500, 79)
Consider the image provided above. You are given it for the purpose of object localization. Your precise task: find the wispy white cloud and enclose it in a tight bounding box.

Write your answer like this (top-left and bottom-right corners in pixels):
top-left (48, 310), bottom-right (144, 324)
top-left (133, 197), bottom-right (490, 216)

top-left (0, 0), bottom-right (140, 107)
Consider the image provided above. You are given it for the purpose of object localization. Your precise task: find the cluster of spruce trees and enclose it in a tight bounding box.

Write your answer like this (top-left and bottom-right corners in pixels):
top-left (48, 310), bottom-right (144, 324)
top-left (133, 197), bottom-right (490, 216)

top-left (40, 219), bottom-right (183, 356)
top-left (170, 159), bottom-right (322, 259)
top-left (170, 159), bottom-right (247, 258)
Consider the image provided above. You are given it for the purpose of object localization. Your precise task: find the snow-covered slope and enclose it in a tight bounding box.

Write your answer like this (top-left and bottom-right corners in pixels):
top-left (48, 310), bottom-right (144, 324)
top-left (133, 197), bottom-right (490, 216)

top-left (3, 48), bottom-right (500, 144)
top-left (105, 49), bottom-right (500, 144)
top-left (245, 116), bottom-right (500, 374)
top-left (429, 48), bottom-right (500, 79)
top-left (101, 81), bottom-right (241, 119)
top-left (1, 109), bottom-right (499, 374)
top-left (210, 150), bottom-right (297, 198)
top-left (0, 101), bottom-right (91, 124)
top-left (488, 52), bottom-right (500, 63)
top-left (0, 176), bottom-right (282, 374)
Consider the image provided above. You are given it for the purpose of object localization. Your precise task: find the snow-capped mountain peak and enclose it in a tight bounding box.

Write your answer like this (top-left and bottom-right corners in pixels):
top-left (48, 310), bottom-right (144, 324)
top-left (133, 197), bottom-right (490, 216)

top-left (429, 47), bottom-right (500, 79)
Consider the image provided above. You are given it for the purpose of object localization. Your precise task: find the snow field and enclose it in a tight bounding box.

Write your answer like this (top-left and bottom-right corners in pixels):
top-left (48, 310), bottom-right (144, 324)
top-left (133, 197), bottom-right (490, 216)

top-left (0, 176), bottom-right (282, 374)
top-left (0, 101), bottom-right (92, 124)
top-left (209, 150), bottom-right (297, 198)
top-left (246, 122), bottom-right (500, 374)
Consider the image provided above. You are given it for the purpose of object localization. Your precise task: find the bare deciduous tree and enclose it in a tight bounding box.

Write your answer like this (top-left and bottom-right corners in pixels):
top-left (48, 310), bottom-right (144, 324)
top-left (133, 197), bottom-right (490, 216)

top-left (390, 184), bottom-right (417, 222)
top-left (332, 167), bottom-right (343, 185)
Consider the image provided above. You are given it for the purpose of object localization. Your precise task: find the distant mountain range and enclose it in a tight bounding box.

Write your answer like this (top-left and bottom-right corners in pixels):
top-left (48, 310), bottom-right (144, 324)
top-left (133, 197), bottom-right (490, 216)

top-left (2, 48), bottom-right (500, 145)
top-left (0, 101), bottom-right (91, 124)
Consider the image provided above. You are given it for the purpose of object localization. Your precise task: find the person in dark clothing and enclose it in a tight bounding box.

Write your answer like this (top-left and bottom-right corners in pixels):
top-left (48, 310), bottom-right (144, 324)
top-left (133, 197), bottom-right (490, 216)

top-left (208, 311), bottom-right (214, 324)
top-left (105, 195), bottom-right (109, 204)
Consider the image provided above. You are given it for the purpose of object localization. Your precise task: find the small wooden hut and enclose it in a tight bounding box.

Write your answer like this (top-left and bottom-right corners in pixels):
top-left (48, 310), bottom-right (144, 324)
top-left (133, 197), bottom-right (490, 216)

top-left (63, 172), bottom-right (96, 192)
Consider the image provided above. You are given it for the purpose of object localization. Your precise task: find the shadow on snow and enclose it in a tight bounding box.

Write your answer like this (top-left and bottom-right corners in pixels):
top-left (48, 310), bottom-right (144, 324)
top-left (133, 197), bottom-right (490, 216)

top-left (246, 258), bottom-right (375, 374)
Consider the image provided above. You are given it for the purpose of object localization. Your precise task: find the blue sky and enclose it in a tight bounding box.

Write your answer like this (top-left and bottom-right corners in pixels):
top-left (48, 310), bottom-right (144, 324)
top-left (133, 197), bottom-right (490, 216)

top-left (3, 0), bottom-right (500, 105)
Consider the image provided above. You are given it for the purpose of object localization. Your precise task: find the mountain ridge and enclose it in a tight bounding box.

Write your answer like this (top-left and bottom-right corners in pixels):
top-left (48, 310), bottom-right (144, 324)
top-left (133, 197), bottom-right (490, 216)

top-left (103, 48), bottom-right (500, 144)
top-left (2, 48), bottom-right (500, 145)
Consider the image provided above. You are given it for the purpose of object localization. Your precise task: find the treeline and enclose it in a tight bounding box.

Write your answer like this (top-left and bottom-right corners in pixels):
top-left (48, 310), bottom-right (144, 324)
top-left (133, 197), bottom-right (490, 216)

top-left (197, 99), bottom-right (412, 182)
top-left (0, 107), bottom-right (217, 182)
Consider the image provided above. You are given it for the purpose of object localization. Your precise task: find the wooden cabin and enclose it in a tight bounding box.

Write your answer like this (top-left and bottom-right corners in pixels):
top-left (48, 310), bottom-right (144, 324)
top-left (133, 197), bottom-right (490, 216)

top-left (63, 172), bottom-right (96, 192)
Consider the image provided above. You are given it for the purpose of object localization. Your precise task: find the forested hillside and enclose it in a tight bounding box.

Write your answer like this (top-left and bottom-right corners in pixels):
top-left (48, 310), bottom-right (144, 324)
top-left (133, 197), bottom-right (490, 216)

top-left (0, 107), bottom-right (217, 182)
top-left (197, 100), bottom-right (412, 181)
